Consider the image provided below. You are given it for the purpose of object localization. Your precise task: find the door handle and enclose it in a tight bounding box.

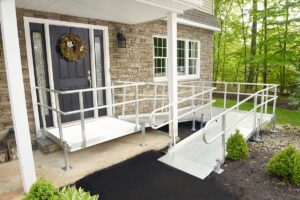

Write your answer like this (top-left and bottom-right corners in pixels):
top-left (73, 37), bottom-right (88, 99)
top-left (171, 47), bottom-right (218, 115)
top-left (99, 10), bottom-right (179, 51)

top-left (87, 70), bottom-right (92, 88)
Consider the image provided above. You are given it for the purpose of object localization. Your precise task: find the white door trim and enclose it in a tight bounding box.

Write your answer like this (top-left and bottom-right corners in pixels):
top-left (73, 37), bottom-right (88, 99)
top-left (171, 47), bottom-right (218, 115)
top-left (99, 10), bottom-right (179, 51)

top-left (24, 17), bottom-right (111, 136)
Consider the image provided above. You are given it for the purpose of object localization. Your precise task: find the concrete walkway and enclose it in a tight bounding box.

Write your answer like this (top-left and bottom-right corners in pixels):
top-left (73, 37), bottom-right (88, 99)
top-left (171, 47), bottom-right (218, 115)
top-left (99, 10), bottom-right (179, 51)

top-left (0, 129), bottom-right (171, 200)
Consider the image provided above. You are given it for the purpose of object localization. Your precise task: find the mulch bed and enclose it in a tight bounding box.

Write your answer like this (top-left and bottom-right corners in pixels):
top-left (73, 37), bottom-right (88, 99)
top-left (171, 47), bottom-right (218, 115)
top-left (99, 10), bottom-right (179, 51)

top-left (214, 126), bottom-right (300, 200)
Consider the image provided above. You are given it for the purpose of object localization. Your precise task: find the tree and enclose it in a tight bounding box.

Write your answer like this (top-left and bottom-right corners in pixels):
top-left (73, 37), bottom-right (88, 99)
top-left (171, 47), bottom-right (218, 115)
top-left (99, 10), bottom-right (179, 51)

top-left (213, 0), bottom-right (300, 98)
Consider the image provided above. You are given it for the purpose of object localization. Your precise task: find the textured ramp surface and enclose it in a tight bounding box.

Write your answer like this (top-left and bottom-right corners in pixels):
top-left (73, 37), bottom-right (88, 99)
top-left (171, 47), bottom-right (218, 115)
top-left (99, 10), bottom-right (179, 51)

top-left (46, 116), bottom-right (137, 152)
top-left (159, 110), bottom-right (273, 179)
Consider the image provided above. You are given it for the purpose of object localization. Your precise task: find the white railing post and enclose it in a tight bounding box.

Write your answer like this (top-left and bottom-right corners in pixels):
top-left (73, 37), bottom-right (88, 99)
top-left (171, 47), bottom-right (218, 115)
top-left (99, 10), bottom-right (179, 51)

top-left (237, 83), bottom-right (240, 111)
top-left (54, 93), bottom-right (64, 144)
top-left (79, 91), bottom-right (87, 148)
top-left (210, 90), bottom-right (213, 120)
top-left (253, 94), bottom-right (258, 129)
top-left (271, 86), bottom-right (278, 133)
top-left (122, 86), bottom-right (126, 116)
top-left (253, 93), bottom-right (261, 141)
top-left (221, 115), bottom-right (226, 163)
top-left (214, 114), bottom-right (226, 174)
top-left (201, 81), bottom-right (204, 105)
top-left (224, 83), bottom-right (227, 108)
top-left (265, 86), bottom-right (269, 114)
top-left (135, 84), bottom-right (140, 129)
top-left (111, 81), bottom-right (116, 116)
top-left (259, 90), bottom-right (265, 128)
top-left (272, 86), bottom-right (277, 116)
top-left (38, 89), bottom-right (47, 136)
top-left (191, 86), bottom-right (196, 131)
top-left (162, 84), bottom-right (166, 112)
top-left (153, 84), bottom-right (158, 111)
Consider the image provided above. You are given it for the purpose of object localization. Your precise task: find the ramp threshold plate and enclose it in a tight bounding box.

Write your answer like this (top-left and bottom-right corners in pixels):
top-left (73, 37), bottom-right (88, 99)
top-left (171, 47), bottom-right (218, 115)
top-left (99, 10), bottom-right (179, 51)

top-left (46, 116), bottom-right (137, 152)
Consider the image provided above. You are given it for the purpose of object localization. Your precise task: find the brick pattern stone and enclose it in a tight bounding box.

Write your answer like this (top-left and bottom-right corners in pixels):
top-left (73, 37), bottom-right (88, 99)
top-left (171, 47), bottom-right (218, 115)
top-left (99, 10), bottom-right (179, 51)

top-left (0, 9), bottom-right (214, 146)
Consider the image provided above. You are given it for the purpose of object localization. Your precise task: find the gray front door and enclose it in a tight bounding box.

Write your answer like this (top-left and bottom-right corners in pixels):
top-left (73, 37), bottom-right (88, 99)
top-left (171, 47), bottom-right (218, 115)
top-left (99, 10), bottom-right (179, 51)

top-left (49, 25), bottom-right (94, 122)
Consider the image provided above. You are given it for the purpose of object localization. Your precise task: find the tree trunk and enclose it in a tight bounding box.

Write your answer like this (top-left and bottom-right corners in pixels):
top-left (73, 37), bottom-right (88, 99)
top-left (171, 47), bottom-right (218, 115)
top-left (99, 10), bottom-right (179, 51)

top-left (248, 0), bottom-right (258, 85)
top-left (262, 0), bottom-right (268, 84)
top-left (214, 21), bottom-right (223, 81)
top-left (280, 0), bottom-right (290, 94)
top-left (237, 0), bottom-right (248, 83)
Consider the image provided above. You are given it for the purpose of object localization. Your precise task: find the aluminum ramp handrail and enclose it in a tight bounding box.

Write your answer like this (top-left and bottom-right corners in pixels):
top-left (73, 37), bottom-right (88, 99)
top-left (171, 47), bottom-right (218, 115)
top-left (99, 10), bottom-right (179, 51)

top-left (35, 81), bottom-right (202, 170)
top-left (158, 81), bottom-right (278, 179)
top-left (202, 84), bottom-right (278, 172)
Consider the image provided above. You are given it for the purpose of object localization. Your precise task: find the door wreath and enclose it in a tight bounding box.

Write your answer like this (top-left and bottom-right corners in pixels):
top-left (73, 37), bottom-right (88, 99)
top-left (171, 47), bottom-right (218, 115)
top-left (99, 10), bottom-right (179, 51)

top-left (58, 33), bottom-right (86, 62)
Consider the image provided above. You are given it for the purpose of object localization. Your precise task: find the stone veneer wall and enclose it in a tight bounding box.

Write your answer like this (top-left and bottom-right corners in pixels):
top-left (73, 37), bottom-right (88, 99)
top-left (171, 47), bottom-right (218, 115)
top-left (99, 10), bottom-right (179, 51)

top-left (0, 8), bottom-right (214, 146)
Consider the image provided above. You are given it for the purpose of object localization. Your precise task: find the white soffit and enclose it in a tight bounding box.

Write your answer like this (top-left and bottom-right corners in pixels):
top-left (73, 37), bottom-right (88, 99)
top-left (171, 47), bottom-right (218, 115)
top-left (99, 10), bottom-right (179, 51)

top-left (16, 0), bottom-right (202, 24)
top-left (177, 18), bottom-right (221, 32)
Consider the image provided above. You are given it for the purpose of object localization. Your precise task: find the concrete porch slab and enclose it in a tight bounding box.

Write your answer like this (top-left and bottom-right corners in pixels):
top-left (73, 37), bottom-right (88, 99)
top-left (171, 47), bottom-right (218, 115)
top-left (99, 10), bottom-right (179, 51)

top-left (0, 129), bottom-right (170, 200)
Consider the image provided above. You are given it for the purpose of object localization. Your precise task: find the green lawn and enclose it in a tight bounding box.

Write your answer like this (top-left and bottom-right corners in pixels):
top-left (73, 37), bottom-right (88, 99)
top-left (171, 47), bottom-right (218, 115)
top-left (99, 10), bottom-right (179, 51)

top-left (213, 98), bottom-right (300, 127)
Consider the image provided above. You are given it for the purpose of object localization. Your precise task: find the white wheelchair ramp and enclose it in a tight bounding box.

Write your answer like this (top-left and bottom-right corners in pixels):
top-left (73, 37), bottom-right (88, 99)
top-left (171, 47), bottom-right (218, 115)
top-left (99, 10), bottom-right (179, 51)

top-left (159, 123), bottom-right (223, 179)
top-left (158, 110), bottom-right (273, 179)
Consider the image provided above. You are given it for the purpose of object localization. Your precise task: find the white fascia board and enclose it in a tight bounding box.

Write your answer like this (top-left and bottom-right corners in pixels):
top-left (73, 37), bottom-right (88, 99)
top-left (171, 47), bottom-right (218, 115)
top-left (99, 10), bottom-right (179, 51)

top-left (177, 18), bottom-right (221, 32)
top-left (134, 0), bottom-right (185, 14)
top-left (174, 0), bottom-right (203, 9)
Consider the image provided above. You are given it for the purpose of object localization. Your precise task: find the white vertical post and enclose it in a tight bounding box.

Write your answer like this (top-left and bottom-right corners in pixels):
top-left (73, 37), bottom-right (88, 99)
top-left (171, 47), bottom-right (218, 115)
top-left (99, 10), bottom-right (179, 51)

top-left (237, 83), bottom-right (240, 111)
top-left (0, 0), bottom-right (36, 192)
top-left (167, 12), bottom-right (178, 142)
top-left (89, 28), bottom-right (99, 118)
top-left (224, 83), bottom-right (227, 108)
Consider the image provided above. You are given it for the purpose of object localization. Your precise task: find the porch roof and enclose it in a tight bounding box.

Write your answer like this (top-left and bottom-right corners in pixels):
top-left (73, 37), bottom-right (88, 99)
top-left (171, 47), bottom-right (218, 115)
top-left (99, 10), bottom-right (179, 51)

top-left (16, 0), bottom-right (202, 24)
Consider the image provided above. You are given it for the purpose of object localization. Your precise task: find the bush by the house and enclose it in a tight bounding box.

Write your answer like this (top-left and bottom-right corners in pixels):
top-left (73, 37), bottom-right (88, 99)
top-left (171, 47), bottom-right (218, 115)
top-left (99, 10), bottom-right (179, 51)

top-left (60, 186), bottom-right (99, 200)
top-left (23, 178), bottom-right (99, 200)
top-left (23, 178), bottom-right (61, 200)
top-left (267, 145), bottom-right (300, 184)
top-left (226, 129), bottom-right (249, 161)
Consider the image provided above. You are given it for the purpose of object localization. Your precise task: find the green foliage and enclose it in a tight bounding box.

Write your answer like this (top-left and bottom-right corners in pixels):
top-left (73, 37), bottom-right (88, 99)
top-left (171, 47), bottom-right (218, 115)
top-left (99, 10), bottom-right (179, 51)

top-left (226, 129), bottom-right (249, 161)
top-left (60, 186), bottom-right (99, 200)
top-left (213, 0), bottom-right (300, 94)
top-left (267, 145), bottom-right (300, 184)
top-left (24, 179), bottom-right (99, 200)
top-left (23, 178), bottom-right (61, 200)
top-left (289, 72), bottom-right (300, 110)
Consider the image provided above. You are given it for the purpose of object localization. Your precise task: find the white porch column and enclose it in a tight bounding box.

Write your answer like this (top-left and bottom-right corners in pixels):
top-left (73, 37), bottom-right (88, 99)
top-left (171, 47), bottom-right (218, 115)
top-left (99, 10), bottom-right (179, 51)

top-left (0, 0), bottom-right (36, 192)
top-left (167, 12), bottom-right (178, 142)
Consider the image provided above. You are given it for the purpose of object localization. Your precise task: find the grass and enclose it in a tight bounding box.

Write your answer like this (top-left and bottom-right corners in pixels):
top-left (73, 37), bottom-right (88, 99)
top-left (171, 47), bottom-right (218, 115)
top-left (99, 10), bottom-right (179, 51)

top-left (213, 98), bottom-right (300, 127)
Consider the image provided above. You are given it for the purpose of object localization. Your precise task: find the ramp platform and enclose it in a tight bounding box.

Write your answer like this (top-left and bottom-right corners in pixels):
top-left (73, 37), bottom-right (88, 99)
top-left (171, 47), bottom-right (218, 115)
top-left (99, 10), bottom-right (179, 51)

top-left (46, 116), bottom-right (137, 152)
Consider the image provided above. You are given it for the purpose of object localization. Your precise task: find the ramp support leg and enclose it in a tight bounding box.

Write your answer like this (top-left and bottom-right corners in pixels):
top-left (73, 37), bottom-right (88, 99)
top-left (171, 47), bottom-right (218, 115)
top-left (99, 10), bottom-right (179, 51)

top-left (214, 158), bottom-right (224, 174)
top-left (139, 123), bottom-right (146, 147)
top-left (214, 115), bottom-right (225, 174)
top-left (270, 115), bottom-right (277, 133)
top-left (62, 142), bottom-right (72, 171)
top-left (253, 119), bottom-right (263, 142)
top-left (200, 113), bottom-right (204, 129)
top-left (191, 113), bottom-right (196, 131)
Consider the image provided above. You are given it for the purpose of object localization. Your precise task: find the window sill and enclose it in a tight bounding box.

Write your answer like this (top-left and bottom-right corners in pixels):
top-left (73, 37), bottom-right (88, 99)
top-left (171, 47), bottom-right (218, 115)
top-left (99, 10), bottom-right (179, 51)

top-left (154, 75), bottom-right (200, 83)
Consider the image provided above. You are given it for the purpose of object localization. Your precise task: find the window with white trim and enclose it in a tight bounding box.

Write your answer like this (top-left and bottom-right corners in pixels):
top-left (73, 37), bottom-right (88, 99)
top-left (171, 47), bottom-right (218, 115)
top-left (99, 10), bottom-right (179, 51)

top-left (153, 36), bottom-right (200, 80)
top-left (153, 37), bottom-right (167, 77)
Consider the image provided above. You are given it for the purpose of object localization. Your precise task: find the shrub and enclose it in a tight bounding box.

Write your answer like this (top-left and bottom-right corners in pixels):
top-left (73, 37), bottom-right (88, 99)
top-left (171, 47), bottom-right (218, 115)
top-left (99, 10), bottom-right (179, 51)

top-left (267, 145), bottom-right (300, 184)
top-left (226, 129), bottom-right (249, 161)
top-left (60, 186), bottom-right (99, 200)
top-left (23, 178), bottom-right (61, 200)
